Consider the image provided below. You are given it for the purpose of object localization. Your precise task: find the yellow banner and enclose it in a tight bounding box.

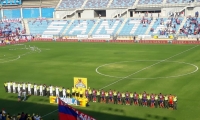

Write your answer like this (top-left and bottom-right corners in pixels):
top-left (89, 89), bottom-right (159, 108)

top-left (49, 96), bottom-right (57, 104)
top-left (74, 77), bottom-right (87, 89)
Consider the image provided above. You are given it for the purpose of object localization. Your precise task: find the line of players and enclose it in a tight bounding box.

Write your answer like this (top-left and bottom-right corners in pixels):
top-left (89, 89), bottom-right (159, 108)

top-left (4, 82), bottom-right (177, 109)
top-left (85, 89), bottom-right (177, 110)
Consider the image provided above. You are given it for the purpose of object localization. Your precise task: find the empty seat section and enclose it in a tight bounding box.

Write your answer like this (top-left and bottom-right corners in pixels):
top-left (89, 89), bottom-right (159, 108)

top-left (166, 0), bottom-right (193, 3)
top-left (28, 20), bottom-right (70, 35)
top-left (65, 20), bottom-right (96, 35)
top-left (92, 19), bottom-right (123, 35)
top-left (110, 0), bottom-right (135, 7)
top-left (138, 0), bottom-right (163, 4)
top-left (119, 18), bottom-right (150, 36)
top-left (58, 0), bottom-right (85, 9)
top-left (85, 0), bottom-right (110, 8)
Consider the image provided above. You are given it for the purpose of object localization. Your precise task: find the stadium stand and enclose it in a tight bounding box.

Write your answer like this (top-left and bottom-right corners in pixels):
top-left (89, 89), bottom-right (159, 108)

top-left (180, 17), bottom-right (199, 35)
top-left (84, 0), bottom-right (110, 8)
top-left (28, 19), bottom-right (70, 35)
top-left (92, 19), bottom-right (123, 35)
top-left (109, 0), bottom-right (136, 7)
top-left (119, 18), bottom-right (151, 36)
top-left (149, 17), bottom-right (182, 35)
top-left (1, 0), bottom-right (21, 5)
top-left (65, 19), bottom-right (96, 35)
top-left (166, 0), bottom-right (193, 4)
top-left (58, 0), bottom-right (85, 9)
top-left (0, 19), bottom-right (24, 38)
top-left (138, 0), bottom-right (163, 4)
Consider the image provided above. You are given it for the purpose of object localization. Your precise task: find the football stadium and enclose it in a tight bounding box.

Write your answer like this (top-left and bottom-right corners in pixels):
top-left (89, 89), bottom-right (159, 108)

top-left (0, 0), bottom-right (200, 120)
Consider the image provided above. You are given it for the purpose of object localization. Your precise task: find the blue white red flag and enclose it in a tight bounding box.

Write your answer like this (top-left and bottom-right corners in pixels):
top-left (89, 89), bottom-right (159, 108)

top-left (58, 98), bottom-right (96, 120)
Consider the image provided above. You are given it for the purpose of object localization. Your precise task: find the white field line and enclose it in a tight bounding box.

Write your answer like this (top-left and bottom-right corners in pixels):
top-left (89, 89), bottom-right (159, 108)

top-left (41, 109), bottom-right (58, 118)
top-left (96, 60), bottom-right (199, 79)
top-left (100, 45), bottom-right (199, 89)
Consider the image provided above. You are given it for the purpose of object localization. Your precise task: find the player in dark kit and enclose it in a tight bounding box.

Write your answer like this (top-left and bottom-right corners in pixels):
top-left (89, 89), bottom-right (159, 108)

top-left (150, 93), bottom-right (155, 107)
top-left (101, 89), bottom-right (105, 103)
top-left (125, 91), bottom-right (130, 105)
top-left (142, 91), bottom-right (147, 107)
top-left (109, 89), bottom-right (113, 103)
top-left (159, 93), bottom-right (164, 108)
top-left (134, 92), bottom-right (139, 105)
top-left (92, 88), bottom-right (97, 102)
top-left (117, 91), bottom-right (121, 104)
top-left (85, 89), bottom-right (89, 99)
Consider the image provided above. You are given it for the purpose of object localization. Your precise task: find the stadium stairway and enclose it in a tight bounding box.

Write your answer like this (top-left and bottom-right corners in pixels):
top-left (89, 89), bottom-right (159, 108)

top-left (107, 0), bottom-right (114, 7)
top-left (176, 17), bottom-right (187, 35)
top-left (116, 18), bottom-right (128, 35)
top-left (24, 19), bottom-right (30, 35)
top-left (55, 0), bottom-right (63, 9)
top-left (145, 18), bottom-right (156, 35)
top-left (88, 19), bottom-right (101, 35)
top-left (81, 0), bottom-right (89, 8)
top-left (62, 20), bottom-right (74, 35)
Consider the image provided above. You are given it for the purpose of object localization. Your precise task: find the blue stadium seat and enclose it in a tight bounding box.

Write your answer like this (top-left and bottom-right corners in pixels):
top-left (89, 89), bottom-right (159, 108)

top-left (119, 18), bottom-right (150, 35)
top-left (148, 18), bottom-right (183, 35)
top-left (65, 20), bottom-right (96, 35)
top-left (166, 0), bottom-right (192, 4)
top-left (58, 0), bottom-right (85, 9)
top-left (84, 0), bottom-right (110, 8)
top-left (28, 20), bottom-right (70, 35)
top-left (92, 19), bottom-right (123, 35)
top-left (110, 0), bottom-right (135, 7)
top-left (138, 0), bottom-right (163, 4)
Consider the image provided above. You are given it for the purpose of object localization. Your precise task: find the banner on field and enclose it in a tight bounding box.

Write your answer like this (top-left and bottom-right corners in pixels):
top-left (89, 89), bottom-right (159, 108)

top-left (158, 35), bottom-right (169, 39)
top-left (74, 77), bottom-right (87, 90)
top-left (77, 35), bottom-right (88, 39)
top-left (49, 96), bottom-right (57, 104)
top-left (41, 35), bottom-right (53, 38)
top-left (49, 96), bottom-right (88, 107)
top-left (188, 35), bottom-right (199, 38)
top-left (138, 35), bottom-right (151, 40)
top-left (92, 35), bottom-right (110, 39)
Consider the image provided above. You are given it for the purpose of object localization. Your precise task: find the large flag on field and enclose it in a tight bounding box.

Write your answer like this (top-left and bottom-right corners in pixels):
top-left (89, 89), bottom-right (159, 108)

top-left (58, 98), bottom-right (96, 120)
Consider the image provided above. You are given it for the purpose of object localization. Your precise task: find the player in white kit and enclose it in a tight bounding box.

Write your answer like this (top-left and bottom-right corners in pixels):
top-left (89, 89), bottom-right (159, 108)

top-left (56, 86), bottom-right (59, 97)
top-left (40, 85), bottom-right (43, 96)
top-left (8, 82), bottom-right (11, 93)
top-left (28, 83), bottom-right (31, 95)
top-left (12, 82), bottom-right (16, 93)
top-left (63, 87), bottom-right (66, 98)
top-left (34, 84), bottom-right (37, 95)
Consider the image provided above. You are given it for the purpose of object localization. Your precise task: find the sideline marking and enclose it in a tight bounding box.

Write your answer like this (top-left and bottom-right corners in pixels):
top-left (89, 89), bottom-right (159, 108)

top-left (96, 60), bottom-right (198, 79)
top-left (99, 45), bottom-right (199, 89)
top-left (41, 109), bottom-right (58, 118)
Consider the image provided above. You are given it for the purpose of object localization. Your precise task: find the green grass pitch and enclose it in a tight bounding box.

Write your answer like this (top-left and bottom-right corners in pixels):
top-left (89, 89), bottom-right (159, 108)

top-left (0, 42), bottom-right (200, 120)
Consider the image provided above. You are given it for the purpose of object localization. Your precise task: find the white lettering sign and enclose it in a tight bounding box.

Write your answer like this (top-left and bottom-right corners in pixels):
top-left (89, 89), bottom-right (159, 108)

top-left (129, 20), bottom-right (140, 34)
top-left (69, 21), bottom-right (87, 34)
top-left (43, 21), bottom-right (66, 35)
top-left (77, 35), bottom-right (88, 38)
top-left (41, 35), bottom-right (53, 38)
top-left (95, 20), bottom-right (120, 34)
top-left (92, 35), bottom-right (110, 38)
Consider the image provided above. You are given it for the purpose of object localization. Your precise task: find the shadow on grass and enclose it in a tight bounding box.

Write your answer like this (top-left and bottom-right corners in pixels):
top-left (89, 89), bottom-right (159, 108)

top-left (0, 97), bottom-right (175, 120)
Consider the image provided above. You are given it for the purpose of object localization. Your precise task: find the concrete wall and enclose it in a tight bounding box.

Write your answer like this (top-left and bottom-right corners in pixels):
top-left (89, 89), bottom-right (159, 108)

top-left (81, 10), bottom-right (94, 19)
top-left (106, 9), bottom-right (126, 18)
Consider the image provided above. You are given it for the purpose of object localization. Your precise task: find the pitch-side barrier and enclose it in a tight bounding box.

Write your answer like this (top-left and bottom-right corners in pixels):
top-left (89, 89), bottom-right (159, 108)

top-left (1, 39), bottom-right (200, 46)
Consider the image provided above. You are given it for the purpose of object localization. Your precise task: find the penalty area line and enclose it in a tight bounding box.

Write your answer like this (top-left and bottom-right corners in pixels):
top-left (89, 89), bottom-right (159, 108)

top-left (100, 45), bottom-right (199, 89)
